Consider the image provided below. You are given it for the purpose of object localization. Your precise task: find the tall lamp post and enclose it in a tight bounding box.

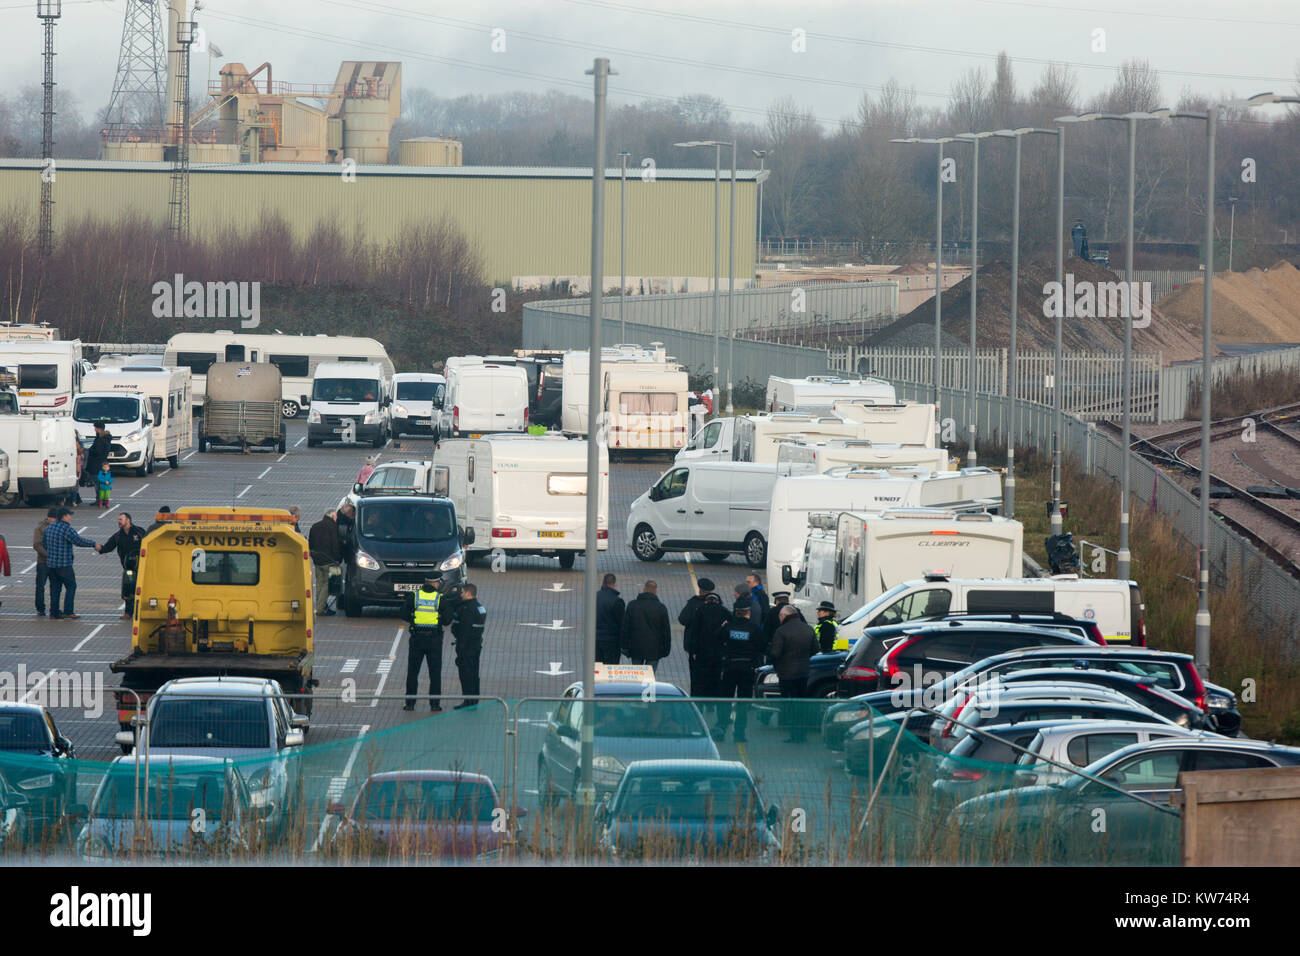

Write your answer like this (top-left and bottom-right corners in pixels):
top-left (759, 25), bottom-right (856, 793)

top-left (753, 148), bottom-right (769, 265)
top-left (891, 136), bottom-right (956, 411)
top-left (619, 149), bottom-right (630, 341)
top-left (1227, 197), bottom-right (1239, 271)
top-left (952, 131), bottom-right (997, 467)
top-left (1054, 109), bottom-right (1170, 580)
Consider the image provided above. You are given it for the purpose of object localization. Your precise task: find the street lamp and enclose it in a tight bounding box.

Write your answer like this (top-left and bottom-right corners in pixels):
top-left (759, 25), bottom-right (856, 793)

top-left (990, 126), bottom-right (1060, 519)
top-left (1054, 109), bottom-right (1170, 581)
top-left (619, 149), bottom-right (630, 341)
top-left (1227, 197), bottom-right (1239, 271)
top-left (753, 148), bottom-right (769, 265)
top-left (952, 131), bottom-right (998, 467)
top-left (891, 136), bottom-right (956, 411)
top-left (676, 140), bottom-right (736, 411)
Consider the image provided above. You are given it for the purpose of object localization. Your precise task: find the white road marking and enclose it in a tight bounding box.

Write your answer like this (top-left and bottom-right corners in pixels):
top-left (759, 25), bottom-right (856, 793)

top-left (19, 562), bottom-right (34, 574)
top-left (257, 467), bottom-right (271, 480)
top-left (129, 483), bottom-right (149, 497)
top-left (314, 723), bottom-right (371, 853)
top-left (77, 527), bottom-right (88, 534)
top-left (277, 454), bottom-right (287, 463)
top-left (236, 485), bottom-right (252, 498)
top-left (376, 660), bottom-right (393, 675)
top-left (369, 628), bottom-right (405, 707)
top-left (72, 623), bottom-right (107, 652)
top-left (100, 505), bottom-right (119, 517)
top-left (294, 436), bottom-right (305, 447)
top-left (19, 670), bottom-right (50, 702)
top-left (183, 452), bottom-right (196, 461)
top-left (340, 659), bottom-right (358, 674)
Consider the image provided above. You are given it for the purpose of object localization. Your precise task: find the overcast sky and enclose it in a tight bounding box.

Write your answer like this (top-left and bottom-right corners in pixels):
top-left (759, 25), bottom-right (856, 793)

top-left (4, 0), bottom-right (1298, 131)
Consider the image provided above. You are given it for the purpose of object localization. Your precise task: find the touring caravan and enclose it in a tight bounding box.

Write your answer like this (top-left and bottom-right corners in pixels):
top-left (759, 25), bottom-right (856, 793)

top-left (82, 366), bottom-right (193, 468)
top-left (163, 332), bottom-right (394, 418)
top-left (561, 346), bottom-right (690, 450)
top-left (776, 439), bottom-right (951, 475)
top-left (0, 340), bottom-right (85, 416)
top-left (765, 375), bottom-right (895, 412)
top-left (437, 434), bottom-right (609, 569)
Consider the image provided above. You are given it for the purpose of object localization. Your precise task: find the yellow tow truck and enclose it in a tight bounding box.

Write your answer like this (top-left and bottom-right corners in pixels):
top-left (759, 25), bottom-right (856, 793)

top-left (109, 507), bottom-right (317, 734)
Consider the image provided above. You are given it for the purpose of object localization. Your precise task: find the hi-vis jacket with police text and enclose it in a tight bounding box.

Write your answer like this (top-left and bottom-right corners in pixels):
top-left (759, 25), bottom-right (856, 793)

top-left (410, 588), bottom-right (442, 629)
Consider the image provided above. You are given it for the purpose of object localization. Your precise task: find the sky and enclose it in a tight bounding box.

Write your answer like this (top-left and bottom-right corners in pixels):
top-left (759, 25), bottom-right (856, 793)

top-left (3, 0), bottom-right (1298, 131)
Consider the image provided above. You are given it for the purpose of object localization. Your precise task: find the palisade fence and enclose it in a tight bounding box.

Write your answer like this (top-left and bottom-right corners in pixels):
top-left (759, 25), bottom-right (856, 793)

top-left (894, 380), bottom-right (1300, 635)
top-left (1159, 344), bottom-right (1300, 420)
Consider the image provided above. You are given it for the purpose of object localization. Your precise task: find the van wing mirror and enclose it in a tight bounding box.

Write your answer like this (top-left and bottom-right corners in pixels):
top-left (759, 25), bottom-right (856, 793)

top-left (461, 526), bottom-right (476, 546)
top-left (781, 565), bottom-right (793, 586)
top-left (352, 482), bottom-right (364, 495)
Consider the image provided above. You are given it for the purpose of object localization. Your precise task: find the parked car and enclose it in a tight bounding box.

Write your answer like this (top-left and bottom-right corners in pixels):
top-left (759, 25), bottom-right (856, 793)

top-left (992, 668), bottom-right (1212, 731)
top-left (949, 738), bottom-right (1300, 863)
top-left (0, 702), bottom-right (77, 836)
top-left (0, 771), bottom-right (31, 850)
top-left (595, 759), bottom-right (780, 861)
top-left (326, 771), bottom-right (521, 861)
top-left (74, 756), bottom-right (258, 860)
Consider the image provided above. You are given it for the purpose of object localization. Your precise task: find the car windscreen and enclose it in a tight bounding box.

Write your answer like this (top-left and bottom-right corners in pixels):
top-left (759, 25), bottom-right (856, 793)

top-left (357, 501), bottom-right (456, 543)
top-left (312, 377), bottom-right (379, 403)
top-left (591, 699), bottom-right (708, 739)
top-left (396, 382), bottom-right (440, 401)
top-left (0, 393), bottom-right (15, 414)
top-left (73, 395), bottom-right (141, 424)
top-left (0, 712), bottom-right (48, 750)
top-left (148, 698), bottom-right (270, 749)
top-left (616, 773), bottom-right (757, 819)
top-left (93, 771), bottom-right (230, 821)
top-left (356, 779), bottom-right (496, 823)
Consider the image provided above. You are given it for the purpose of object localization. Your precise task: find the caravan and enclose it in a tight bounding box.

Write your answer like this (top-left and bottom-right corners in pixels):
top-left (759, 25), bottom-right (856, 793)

top-left (82, 366), bottom-right (193, 468)
top-left (163, 332), bottom-right (393, 418)
top-left (437, 434), bottom-right (608, 569)
top-left (561, 346), bottom-right (690, 450)
top-left (765, 375), bottom-right (895, 412)
top-left (776, 439), bottom-right (951, 474)
top-left (0, 340), bottom-right (85, 416)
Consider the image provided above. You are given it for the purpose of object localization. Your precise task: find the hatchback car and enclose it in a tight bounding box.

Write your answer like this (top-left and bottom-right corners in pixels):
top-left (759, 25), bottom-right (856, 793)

top-left (596, 759), bottom-right (780, 861)
top-left (0, 702), bottom-right (77, 835)
top-left (538, 682), bottom-right (719, 805)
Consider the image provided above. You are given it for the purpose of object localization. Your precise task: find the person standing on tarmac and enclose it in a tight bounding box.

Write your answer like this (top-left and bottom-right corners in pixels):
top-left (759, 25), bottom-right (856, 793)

top-left (97, 513), bottom-right (146, 619)
top-left (404, 574), bottom-right (446, 712)
top-left (595, 573), bottom-right (624, 666)
top-left (713, 598), bottom-right (761, 743)
top-left (442, 582), bottom-right (486, 709)
top-left (33, 509), bottom-right (55, 616)
top-left (679, 578), bottom-right (726, 697)
top-left (307, 510), bottom-right (342, 616)
top-left (769, 605), bottom-right (819, 743)
top-left (814, 601), bottom-right (840, 654)
top-left (761, 590), bottom-right (796, 660)
top-left (622, 580), bottom-right (671, 668)
top-left (746, 572), bottom-right (770, 624)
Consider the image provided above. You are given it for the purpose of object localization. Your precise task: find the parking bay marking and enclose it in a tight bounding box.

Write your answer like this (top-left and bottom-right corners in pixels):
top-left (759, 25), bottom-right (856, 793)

top-left (236, 484), bottom-right (252, 498)
top-left (369, 628), bottom-right (404, 707)
top-left (536, 662), bottom-right (572, 676)
top-left (314, 723), bottom-right (372, 853)
top-left (340, 659), bottom-right (359, 674)
top-left (129, 483), bottom-right (149, 497)
top-left (72, 623), bottom-right (107, 653)
top-left (521, 620), bottom-right (571, 631)
top-left (257, 466), bottom-right (271, 480)
top-left (19, 562), bottom-right (34, 575)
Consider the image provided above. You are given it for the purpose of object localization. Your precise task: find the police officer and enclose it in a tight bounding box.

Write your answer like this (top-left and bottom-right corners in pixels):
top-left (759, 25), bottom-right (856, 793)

top-left (814, 601), bottom-right (839, 653)
top-left (403, 574), bottom-right (445, 712)
top-left (443, 582), bottom-right (486, 709)
top-left (712, 598), bottom-right (761, 744)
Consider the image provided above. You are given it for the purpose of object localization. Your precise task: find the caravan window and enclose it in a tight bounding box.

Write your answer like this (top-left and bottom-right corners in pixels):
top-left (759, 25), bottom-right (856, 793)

top-left (150, 397), bottom-right (163, 426)
top-left (619, 392), bottom-right (678, 415)
top-left (269, 354), bottom-right (310, 378)
top-left (547, 474), bottom-right (587, 496)
top-left (18, 365), bottom-right (58, 389)
top-left (176, 352), bottom-right (217, 375)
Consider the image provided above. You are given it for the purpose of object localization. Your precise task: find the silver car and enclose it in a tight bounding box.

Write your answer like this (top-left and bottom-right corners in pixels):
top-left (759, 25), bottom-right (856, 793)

top-left (1010, 720), bottom-right (1208, 787)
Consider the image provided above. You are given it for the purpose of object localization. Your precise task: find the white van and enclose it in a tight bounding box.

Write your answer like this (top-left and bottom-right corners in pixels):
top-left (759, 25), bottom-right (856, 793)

top-left (307, 362), bottom-right (392, 447)
top-left (836, 575), bottom-right (1147, 647)
top-left (71, 391), bottom-right (156, 476)
top-left (788, 509), bottom-right (1023, 625)
top-left (0, 414), bottom-right (78, 506)
top-left (82, 366), bottom-right (193, 468)
top-left (163, 332), bottom-right (394, 418)
top-left (626, 461), bottom-right (778, 567)
top-left (765, 375), bottom-right (895, 412)
top-left (764, 467), bottom-right (1004, 591)
top-left (437, 434), bottom-right (608, 569)
top-left (776, 439), bottom-right (951, 474)
top-left (678, 413), bottom-right (861, 464)
top-left (0, 340), bottom-right (84, 416)
top-left (442, 362), bottom-right (529, 438)
top-left (391, 373), bottom-right (445, 438)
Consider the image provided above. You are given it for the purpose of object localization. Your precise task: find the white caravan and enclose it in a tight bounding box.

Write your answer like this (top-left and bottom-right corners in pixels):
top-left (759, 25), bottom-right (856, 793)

top-left (831, 401), bottom-right (936, 447)
top-left (391, 372), bottom-right (445, 438)
top-left (561, 347), bottom-right (690, 450)
top-left (0, 414), bottom-right (78, 506)
top-left (678, 413), bottom-right (865, 465)
top-left (776, 439), bottom-right (951, 474)
top-left (0, 340), bottom-right (85, 416)
top-left (82, 366), bottom-right (193, 468)
top-left (163, 332), bottom-right (394, 418)
top-left (442, 361), bottom-right (529, 438)
top-left (307, 362), bottom-right (392, 447)
top-left (437, 434), bottom-right (608, 569)
top-left (765, 467), bottom-right (1004, 592)
top-left (765, 375), bottom-right (895, 412)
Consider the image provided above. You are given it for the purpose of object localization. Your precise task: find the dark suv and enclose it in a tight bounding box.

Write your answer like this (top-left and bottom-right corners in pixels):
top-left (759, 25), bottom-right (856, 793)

top-left (342, 494), bottom-right (472, 616)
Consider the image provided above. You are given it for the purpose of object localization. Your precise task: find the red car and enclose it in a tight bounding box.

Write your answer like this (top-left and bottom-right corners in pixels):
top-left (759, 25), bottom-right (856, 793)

top-left (327, 771), bottom-right (524, 860)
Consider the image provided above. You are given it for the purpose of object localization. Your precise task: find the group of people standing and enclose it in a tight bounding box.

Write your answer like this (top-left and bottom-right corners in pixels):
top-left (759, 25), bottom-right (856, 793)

top-left (32, 508), bottom-right (154, 619)
top-left (596, 571), bottom-right (839, 744)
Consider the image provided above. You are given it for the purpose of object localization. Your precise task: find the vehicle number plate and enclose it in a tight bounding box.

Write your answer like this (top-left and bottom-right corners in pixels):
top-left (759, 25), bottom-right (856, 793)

top-left (393, 583), bottom-right (421, 593)
top-left (468, 433), bottom-right (482, 439)
top-left (538, 531), bottom-right (565, 539)
top-left (415, 418), bottom-right (432, 425)
top-left (333, 426), bottom-right (350, 433)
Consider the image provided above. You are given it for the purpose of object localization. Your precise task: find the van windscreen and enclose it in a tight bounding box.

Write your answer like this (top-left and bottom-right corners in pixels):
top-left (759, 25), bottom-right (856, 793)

top-left (74, 395), bottom-right (140, 424)
top-left (313, 378), bottom-right (379, 403)
top-left (397, 382), bottom-right (440, 401)
top-left (358, 501), bottom-right (457, 542)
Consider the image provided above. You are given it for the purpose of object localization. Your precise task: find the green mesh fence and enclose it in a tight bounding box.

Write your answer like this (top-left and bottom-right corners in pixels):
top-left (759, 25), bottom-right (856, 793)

top-left (0, 695), bottom-right (1180, 864)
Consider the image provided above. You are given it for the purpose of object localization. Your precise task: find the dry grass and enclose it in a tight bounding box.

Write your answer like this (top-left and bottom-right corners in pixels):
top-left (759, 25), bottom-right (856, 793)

top-left (1185, 366), bottom-right (1300, 420)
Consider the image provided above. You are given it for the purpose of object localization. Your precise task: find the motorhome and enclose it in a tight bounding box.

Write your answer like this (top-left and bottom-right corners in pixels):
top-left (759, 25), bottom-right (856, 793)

top-left (626, 461), bottom-right (778, 567)
top-left (775, 439), bottom-right (951, 475)
top-left (82, 366), bottom-right (193, 468)
top-left (765, 467), bottom-right (1004, 592)
top-left (0, 414), bottom-right (78, 506)
top-left (71, 390), bottom-right (156, 475)
top-left (163, 332), bottom-right (393, 418)
top-left (561, 346), bottom-right (690, 451)
top-left (437, 434), bottom-right (608, 569)
top-left (391, 372), bottom-right (445, 438)
top-left (442, 361), bottom-right (529, 438)
top-left (0, 340), bottom-right (85, 416)
top-left (307, 362), bottom-right (392, 447)
top-left (765, 375), bottom-right (895, 412)
top-left (787, 509), bottom-right (1023, 623)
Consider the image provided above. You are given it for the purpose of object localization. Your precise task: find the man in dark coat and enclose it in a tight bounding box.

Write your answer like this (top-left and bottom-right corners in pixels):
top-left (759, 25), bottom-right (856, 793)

top-left (713, 599), bottom-right (761, 743)
top-left (761, 590), bottom-right (799, 660)
top-left (98, 512), bottom-right (146, 618)
top-left (746, 572), bottom-right (769, 625)
top-left (82, 421), bottom-right (112, 487)
top-left (307, 510), bottom-right (343, 615)
top-left (621, 580), bottom-right (671, 667)
top-left (595, 573), bottom-right (625, 665)
top-left (769, 605), bottom-right (819, 742)
top-left (679, 577), bottom-right (728, 697)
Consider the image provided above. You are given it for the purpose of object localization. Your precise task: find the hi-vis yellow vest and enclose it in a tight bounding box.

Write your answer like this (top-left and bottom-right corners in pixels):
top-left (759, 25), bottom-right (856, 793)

top-left (413, 589), bottom-right (441, 627)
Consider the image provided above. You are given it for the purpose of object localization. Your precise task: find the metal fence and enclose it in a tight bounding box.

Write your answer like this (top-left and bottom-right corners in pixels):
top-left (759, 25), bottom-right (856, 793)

top-left (896, 380), bottom-right (1300, 634)
top-left (1159, 344), bottom-right (1300, 420)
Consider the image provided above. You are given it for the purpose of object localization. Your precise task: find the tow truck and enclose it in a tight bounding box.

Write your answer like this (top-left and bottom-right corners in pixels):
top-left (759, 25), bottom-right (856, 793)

top-left (109, 507), bottom-right (317, 740)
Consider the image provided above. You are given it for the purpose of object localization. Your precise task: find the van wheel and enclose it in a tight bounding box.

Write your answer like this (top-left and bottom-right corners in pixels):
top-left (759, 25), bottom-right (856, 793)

top-left (558, 552), bottom-right (576, 570)
top-left (343, 586), bottom-right (363, 618)
top-left (135, 459), bottom-right (148, 477)
top-left (744, 533), bottom-right (767, 568)
top-left (198, 435), bottom-right (208, 452)
top-left (282, 401), bottom-right (300, 419)
top-left (702, 552), bottom-right (728, 564)
top-left (168, 454), bottom-right (179, 469)
top-left (632, 525), bottom-right (663, 562)
top-left (147, 455), bottom-right (155, 474)
top-left (371, 431), bottom-right (385, 448)
top-left (0, 492), bottom-right (20, 508)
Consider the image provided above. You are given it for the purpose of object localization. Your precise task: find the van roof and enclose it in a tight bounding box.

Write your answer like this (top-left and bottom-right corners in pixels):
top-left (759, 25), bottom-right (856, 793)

top-left (313, 361), bottom-right (385, 376)
top-left (393, 372), bottom-right (445, 383)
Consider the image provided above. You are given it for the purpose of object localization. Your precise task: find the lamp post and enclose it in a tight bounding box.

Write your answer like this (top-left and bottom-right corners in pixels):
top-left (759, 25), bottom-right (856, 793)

top-left (891, 136), bottom-right (956, 411)
top-left (619, 149), bottom-right (630, 341)
top-left (753, 148), bottom-right (769, 264)
top-left (1054, 109), bottom-right (1170, 580)
top-left (1227, 197), bottom-right (1239, 271)
top-left (952, 131), bottom-right (996, 467)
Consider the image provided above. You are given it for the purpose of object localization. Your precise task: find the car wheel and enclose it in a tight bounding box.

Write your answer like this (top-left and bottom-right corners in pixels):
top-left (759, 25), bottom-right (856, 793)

top-left (282, 401), bottom-right (300, 419)
top-left (632, 524), bottom-right (664, 562)
top-left (558, 552), bottom-right (576, 570)
top-left (537, 758), bottom-right (558, 808)
top-left (343, 584), bottom-right (363, 617)
top-left (744, 532), bottom-right (767, 568)
top-left (147, 454), bottom-right (155, 474)
top-left (307, 438), bottom-right (320, 448)
top-left (702, 552), bottom-right (728, 563)
top-left (135, 459), bottom-right (148, 477)
top-left (168, 454), bottom-right (179, 469)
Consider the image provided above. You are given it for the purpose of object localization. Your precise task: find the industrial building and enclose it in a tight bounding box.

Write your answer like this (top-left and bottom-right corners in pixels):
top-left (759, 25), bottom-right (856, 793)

top-left (0, 159), bottom-right (762, 286)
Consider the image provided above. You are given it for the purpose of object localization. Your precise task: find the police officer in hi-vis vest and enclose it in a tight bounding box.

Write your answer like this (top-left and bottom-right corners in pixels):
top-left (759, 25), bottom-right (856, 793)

top-left (815, 601), bottom-right (839, 653)
top-left (404, 574), bottom-right (446, 712)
